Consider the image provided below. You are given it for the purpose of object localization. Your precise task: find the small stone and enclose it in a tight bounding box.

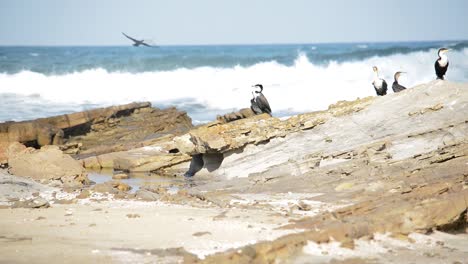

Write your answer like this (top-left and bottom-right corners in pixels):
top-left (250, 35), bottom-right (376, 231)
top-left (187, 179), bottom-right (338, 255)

top-left (77, 189), bottom-right (91, 199)
top-left (297, 201), bottom-right (312, 211)
top-left (126, 213), bottom-right (140, 218)
top-left (192, 231), bottom-right (211, 237)
top-left (116, 183), bottom-right (131, 192)
top-left (112, 173), bottom-right (129, 180)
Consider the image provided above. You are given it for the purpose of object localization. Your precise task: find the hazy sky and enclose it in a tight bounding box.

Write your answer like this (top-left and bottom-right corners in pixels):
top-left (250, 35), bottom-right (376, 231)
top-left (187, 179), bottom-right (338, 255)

top-left (1, 0), bottom-right (467, 45)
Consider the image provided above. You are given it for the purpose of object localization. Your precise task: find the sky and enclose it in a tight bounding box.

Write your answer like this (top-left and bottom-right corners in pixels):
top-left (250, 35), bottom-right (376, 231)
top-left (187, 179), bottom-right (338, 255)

top-left (0, 0), bottom-right (467, 46)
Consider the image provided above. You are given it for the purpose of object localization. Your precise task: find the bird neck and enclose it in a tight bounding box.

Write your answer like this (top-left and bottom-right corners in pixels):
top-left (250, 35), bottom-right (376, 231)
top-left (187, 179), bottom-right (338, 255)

top-left (373, 71), bottom-right (380, 81)
top-left (439, 53), bottom-right (448, 65)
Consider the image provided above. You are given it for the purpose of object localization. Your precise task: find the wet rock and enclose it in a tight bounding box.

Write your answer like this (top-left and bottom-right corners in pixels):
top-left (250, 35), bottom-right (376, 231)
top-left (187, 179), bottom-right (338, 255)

top-left (92, 181), bottom-right (131, 194)
top-left (116, 182), bottom-right (131, 192)
top-left (112, 173), bottom-right (129, 180)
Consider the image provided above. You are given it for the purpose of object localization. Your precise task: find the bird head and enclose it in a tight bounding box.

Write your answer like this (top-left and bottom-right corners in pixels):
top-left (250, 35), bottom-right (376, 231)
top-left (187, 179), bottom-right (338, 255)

top-left (252, 84), bottom-right (263, 93)
top-left (438, 48), bottom-right (450, 57)
top-left (394, 71), bottom-right (406, 81)
top-left (372, 66), bottom-right (379, 73)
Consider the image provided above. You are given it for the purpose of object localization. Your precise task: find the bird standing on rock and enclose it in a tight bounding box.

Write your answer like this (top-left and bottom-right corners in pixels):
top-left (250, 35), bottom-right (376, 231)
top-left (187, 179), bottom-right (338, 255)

top-left (250, 84), bottom-right (272, 116)
top-left (392, 71), bottom-right (407, 93)
top-left (435, 48), bottom-right (450, 80)
top-left (372, 66), bottom-right (388, 96)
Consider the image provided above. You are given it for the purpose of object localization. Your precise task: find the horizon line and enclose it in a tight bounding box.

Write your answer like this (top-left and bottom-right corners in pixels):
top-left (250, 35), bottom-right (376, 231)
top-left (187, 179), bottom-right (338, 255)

top-left (0, 38), bottom-right (466, 48)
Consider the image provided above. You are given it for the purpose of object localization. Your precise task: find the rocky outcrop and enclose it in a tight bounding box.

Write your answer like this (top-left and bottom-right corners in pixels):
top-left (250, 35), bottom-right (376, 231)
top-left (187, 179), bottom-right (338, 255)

top-left (70, 106), bottom-right (193, 156)
top-left (174, 97), bottom-right (372, 156)
top-left (174, 80), bottom-right (467, 179)
top-left (80, 134), bottom-right (191, 173)
top-left (8, 146), bottom-right (89, 188)
top-left (189, 81), bottom-right (468, 263)
top-left (0, 102), bottom-right (151, 147)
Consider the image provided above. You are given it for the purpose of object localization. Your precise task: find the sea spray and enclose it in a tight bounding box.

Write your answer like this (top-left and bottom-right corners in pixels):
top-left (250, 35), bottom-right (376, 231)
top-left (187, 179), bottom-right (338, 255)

top-left (1, 42), bottom-right (467, 123)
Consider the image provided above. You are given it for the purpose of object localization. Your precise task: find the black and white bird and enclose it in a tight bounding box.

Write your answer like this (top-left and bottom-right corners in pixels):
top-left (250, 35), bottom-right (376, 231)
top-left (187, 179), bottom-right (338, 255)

top-left (250, 84), bottom-right (272, 116)
top-left (372, 66), bottom-right (388, 96)
top-left (392, 71), bottom-right (407, 93)
top-left (434, 48), bottom-right (450, 80)
top-left (122, 32), bottom-right (153, 47)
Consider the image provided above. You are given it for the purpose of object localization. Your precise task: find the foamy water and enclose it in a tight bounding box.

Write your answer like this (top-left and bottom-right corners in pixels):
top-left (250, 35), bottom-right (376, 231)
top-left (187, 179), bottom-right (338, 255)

top-left (1, 43), bottom-right (467, 123)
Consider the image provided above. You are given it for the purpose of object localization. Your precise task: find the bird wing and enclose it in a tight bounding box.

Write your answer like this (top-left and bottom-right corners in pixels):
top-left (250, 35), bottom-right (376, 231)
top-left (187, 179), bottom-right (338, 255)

top-left (141, 42), bottom-right (153, 47)
top-left (122, 32), bottom-right (139, 43)
top-left (382, 79), bottom-right (388, 93)
top-left (257, 93), bottom-right (272, 114)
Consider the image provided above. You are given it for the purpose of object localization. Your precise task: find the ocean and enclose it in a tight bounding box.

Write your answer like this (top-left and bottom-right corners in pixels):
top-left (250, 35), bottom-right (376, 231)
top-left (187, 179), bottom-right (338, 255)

top-left (1, 41), bottom-right (467, 124)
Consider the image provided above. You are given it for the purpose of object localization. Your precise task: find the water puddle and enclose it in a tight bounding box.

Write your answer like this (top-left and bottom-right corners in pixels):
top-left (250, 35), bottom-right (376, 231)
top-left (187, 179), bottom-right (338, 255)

top-left (87, 169), bottom-right (195, 193)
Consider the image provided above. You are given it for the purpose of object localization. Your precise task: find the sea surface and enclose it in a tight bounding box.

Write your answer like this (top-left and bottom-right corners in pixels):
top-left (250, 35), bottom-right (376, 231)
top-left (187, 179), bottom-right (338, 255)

top-left (1, 41), bottom-right (467, 123)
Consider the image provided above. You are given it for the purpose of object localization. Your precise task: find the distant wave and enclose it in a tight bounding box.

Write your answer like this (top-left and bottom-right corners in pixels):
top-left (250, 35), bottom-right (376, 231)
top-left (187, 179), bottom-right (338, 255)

top-left (1, 47), bottom-right (468, 122)
top-left (1, 41), bottom-right (467, 75)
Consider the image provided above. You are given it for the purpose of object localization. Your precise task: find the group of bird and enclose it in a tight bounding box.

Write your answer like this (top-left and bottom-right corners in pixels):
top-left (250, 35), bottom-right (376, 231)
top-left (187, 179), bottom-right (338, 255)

top-left (121, 34), bottom-right (451, 116)
top-left (251, 48), bottom-right (452, 117)
top-left (372, 48), bottom-right (450, 96)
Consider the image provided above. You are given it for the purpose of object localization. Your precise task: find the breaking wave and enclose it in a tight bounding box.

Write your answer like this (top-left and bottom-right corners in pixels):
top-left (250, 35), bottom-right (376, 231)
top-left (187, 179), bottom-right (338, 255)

top-left (1, 46), bottom-right (468, 123)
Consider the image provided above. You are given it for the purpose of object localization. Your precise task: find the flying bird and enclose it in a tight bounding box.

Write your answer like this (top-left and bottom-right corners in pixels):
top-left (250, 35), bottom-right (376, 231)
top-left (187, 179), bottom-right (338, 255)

top-left (372, 66), bottom-right (388, 96)
top-left (250, 84), bottom-right (272, 116)
top-left (122, 32), bottom-right (153, 47)
top-left (435, 48), bottom-right (450, 80)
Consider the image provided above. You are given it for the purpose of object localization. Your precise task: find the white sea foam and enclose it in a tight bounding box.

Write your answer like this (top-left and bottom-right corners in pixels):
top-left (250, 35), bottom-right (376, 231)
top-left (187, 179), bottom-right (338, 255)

top-left (1, 48), bottom-right (467, 122)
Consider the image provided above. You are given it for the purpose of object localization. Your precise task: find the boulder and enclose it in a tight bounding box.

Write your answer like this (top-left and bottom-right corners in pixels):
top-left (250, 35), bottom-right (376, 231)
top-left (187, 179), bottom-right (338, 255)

top-left (0, 141), bottom-right (29, 164)
top-left (8, 145), bottom-right (89, 187)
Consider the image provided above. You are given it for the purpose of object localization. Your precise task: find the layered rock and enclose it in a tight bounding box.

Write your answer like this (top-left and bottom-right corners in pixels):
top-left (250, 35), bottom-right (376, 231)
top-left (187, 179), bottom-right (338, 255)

top-left (0, 102), bottom-right (151, 147)
top-left (174, 80), bottom-right (467, 179)
top-left (70, 106), bottom-right (193, 156)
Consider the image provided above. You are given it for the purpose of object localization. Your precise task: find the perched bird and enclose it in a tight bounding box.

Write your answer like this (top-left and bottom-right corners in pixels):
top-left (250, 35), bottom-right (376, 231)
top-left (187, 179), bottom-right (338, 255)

top-left (122, 32), bottom-right (153, 47)
top-left (392, 71), bottom-right (407, 93)
top-left (250, 84), bottom-right (272, 116)
top-left (434, 48), bottom-right (450, 80)
top-left (372, 66), bottom-right (388, 96)
top-left (250, 92), bottom-right (263, 115)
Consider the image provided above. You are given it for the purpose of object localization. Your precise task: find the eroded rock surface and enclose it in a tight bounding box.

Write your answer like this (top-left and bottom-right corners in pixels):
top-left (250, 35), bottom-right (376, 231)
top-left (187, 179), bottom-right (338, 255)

top-left (0, 102), bottom-right (151, 147)
top-left (8, 146), bottom-right (89, 188)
